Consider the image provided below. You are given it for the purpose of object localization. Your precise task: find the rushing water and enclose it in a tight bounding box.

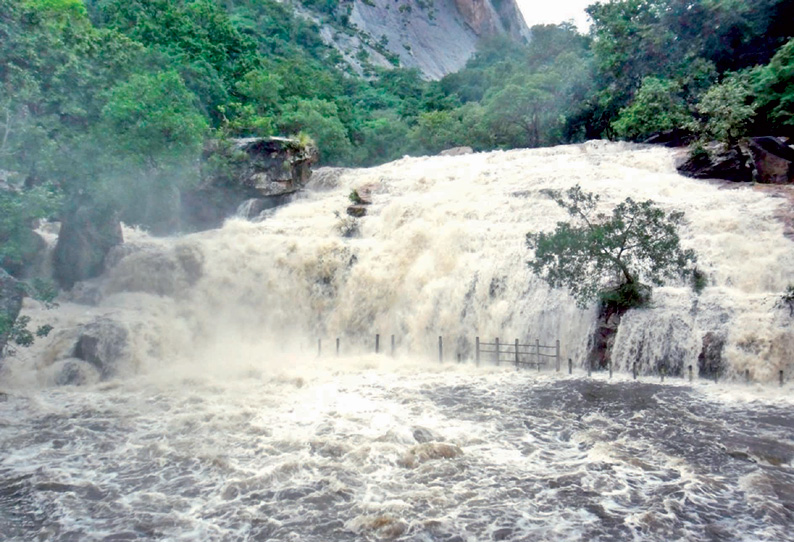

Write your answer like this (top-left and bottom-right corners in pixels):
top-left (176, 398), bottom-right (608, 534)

top-left (2, 142), bottom-right (794, 540)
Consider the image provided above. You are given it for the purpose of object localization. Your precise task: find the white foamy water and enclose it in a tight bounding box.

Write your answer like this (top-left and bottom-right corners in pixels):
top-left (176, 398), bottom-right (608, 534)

top-left (2, 142), bottom-right (794, 540)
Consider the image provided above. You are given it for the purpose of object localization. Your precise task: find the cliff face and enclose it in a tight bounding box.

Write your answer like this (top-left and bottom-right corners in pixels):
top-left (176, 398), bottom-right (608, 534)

top-left (296, 0), bottom-right (529, 80)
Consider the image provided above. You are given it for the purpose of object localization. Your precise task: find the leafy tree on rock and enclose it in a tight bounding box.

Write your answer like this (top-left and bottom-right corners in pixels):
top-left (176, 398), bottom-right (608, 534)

top-left (611, 77), bottom-right (692, 141)
top-left (526, 185), bottom-right (697, 310)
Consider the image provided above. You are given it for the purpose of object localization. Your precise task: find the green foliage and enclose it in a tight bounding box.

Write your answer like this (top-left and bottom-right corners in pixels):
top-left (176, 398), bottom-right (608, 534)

top-left (753, 38), bottom-right (794, 129)
top-left (611, 77), bottom-right (692, 140)
top-left (692, 71), bottom-right (756, 144)
top-left (0, 183), bottom-right (61, 275)
top-left (526, 185), bottom-right (697, 308)
top-left (278, 98), bottom-right (351, 164)
top-left (349, 189), bottom-right (363, 204)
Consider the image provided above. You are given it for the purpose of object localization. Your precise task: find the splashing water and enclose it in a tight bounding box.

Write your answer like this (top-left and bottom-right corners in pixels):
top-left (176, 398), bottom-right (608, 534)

top-left (1, 142), bottom-right (794, 540)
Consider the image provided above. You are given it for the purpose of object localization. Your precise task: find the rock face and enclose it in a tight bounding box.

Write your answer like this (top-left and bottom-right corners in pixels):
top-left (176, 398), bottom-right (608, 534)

top-left (329, 0), bottom-right (529, 79)
top-left (587, 310), bottom-right (621, 371)
top-left (53, 203), bottom-right (123, 290)
top-left (698, 332), bottom-right (726, 380)
top-left (747, 137), bottom-right (794, 184)
top-left (0, 269), bottom-right (23, 356)
top-left (182, 137), bottom-right (318, 231)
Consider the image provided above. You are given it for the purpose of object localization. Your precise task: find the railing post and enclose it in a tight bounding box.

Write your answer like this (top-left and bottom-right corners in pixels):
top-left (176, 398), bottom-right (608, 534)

top-left (632, 362), bottom-right (637, 380)
top-left (781, 370), bottom-right (785, 387)
top-left (555, 339), bottom-right (561, 372)
top-left (536, 338), bottom-right (541, 372)
top-left (587, 360), bottom-right (592, 377)
top-left (375, 334), bottom-right (380, 354)
top-left (515, 339), bottom-right (519, 370)
top-left (568, 358), bottom-right (572, 375)
top-left (438, 336), bottom-right (443, 363)
top-left (391, 334), bottom-right (395, 356)
top-left (475, 337), bottom-right (480, 366)
top-left (661, 366), bottom-right (666, 383)
top-left (318, 338), bottom-right (321, 357)
top-left (609, 359), bottom-right (613, 379)
top-left (336, 337), bottom-right (340, 357)
top-left (495, 338), bottom-right (500, 365)
top-left (688, 364), bottom-right (693, 383)
top-left (745, 369), bottom-right (750, 384)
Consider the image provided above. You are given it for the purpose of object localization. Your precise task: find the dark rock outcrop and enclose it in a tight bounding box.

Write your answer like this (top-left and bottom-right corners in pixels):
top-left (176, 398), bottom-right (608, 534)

top-left (182, 137), bottom-right (318, 231)
top-left (643, 129), bottom-right (693, 148)
top-left (53, 203), bottom-right (123, 290)
top-left (747, 137), bottom-right (794, 184)
top-left (676, 146), bottom-right (754, 182)
top-left (587, 310), bottom-right (622, 370)
top-left (698, 332), bottom-right (726, 380)
top-left (71, 317), bottom-right (131, 379)
top-left (0, 269), bottom-right (24, 355)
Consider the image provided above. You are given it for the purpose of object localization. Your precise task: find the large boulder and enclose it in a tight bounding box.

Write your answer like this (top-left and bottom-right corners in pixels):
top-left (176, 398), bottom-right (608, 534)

top-left (53, 203), bottom-right (123, 290)
top-left (676, 145), bottom-right (754, 182)
top-left (182, 137), bottom-right (318, 231)
top-left (0, 269), bottom-right (24, 356)
top-left (71, 317), bottom-right (132, 379)
top-left (747, 137), bottom-right (794, 184)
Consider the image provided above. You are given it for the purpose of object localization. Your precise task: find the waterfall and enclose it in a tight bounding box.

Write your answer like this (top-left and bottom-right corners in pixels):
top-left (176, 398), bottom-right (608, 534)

top-left (7, 141), bottom-right (794, 384)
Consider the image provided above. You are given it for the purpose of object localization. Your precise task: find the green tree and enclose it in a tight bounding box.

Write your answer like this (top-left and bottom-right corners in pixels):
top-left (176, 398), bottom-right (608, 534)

top-left (611, 77), bottom-right (692, 140)
top-left (99, 71), bottom-right (208, 230)
top-left (526, 185), bottom-right (696, 309)
top-left (693, 71), bottom-right (756, 144)
top-left (753, 37), bottom-right (794, 130)
top-left (278, 98), bottom-right (351, 164)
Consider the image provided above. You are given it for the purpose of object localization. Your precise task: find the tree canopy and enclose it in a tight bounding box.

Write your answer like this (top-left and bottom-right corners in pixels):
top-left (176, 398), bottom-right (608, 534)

top-left (526, 186), bottom-right (697, 309)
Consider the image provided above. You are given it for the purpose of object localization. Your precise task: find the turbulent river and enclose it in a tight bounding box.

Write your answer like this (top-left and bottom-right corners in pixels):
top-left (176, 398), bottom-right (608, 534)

top-left (1, 142), bottom-right (794, 540)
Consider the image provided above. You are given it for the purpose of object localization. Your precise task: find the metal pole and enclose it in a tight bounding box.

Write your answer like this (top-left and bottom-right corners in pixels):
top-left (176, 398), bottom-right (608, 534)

top-left (536, 338), bottom-right (541, 373)
top-left (495, 338), bottom-right (500, 365)
top-left (515, 339), bottom-right (519, 370)
top-left (336, 337), bottom-right (340, 357)
top-left (661, 366), bottom-right (666, 383)
top-left (475, 337), bottom-right (480, 366)
top-left (375, 334), bottom-right (380, 354)
top-left (438, 336), bottom-right (443, 363)
top-left (632, 362), bottom-right (637, 380)
top-left (609, 359), bottom-right (613, 379)
top-left (318, 339), bottom-right (321, 357)
top-left (391, 334), bottom-right (395, 357)
top-left (781, 370), bottom-right (784, 387)
top-left (688, 364), bottom-right (693, 383)
top-left (745, 369), bottom-right (750, 384)
top-left (568, 358), bottom-right (572, 375)
top-left (555, 340), bottom-right (561, 372)
top-left (587, 360), bottom-right (592, 377)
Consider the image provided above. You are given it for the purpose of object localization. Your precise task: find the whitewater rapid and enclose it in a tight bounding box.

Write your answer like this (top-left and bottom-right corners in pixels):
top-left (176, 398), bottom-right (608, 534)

top-left (2, 141), bottom-right (794, 540)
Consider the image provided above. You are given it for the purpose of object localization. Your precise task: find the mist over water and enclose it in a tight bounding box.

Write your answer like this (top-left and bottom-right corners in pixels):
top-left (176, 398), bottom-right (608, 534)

top-left (2, 142), bottom-right (794, 540)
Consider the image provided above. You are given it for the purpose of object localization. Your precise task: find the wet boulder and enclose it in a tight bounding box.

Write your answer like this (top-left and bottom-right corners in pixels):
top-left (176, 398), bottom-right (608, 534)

top-left (53, 203), bottom-right (123, 290)
top-left (71, 317), bottom-right (132, 379)
top-left (698, 332), bottom-right (725, 380)
top-left (52, 358), bottom-right (101, 386)
top-left (182, 137), bottom-right (318, 231)
top-left (676, 146), bottom-right (754, 182)
top-left (747, 137), bottom-right (794, 184)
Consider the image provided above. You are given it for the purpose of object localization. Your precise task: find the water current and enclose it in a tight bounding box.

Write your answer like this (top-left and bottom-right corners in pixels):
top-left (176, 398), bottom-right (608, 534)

top-left (1, 142), bottom-right (793, 540)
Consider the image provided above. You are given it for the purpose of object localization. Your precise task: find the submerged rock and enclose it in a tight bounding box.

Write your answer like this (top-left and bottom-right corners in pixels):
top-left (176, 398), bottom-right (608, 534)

top-left (52, 358), bottom-right (101, 386)
top-left (698, 332), bottom-right (726, 380)
top-left (71, 317), bottom-right (132, 379)
top-left (676, 146), bottom-right (754, 182)
top-left (399, 442), bottom-right (463, 468)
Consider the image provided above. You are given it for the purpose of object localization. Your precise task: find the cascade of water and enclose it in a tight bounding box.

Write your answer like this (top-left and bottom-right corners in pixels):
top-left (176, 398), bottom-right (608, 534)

top-left (7, 141), bottom-right (794, 384)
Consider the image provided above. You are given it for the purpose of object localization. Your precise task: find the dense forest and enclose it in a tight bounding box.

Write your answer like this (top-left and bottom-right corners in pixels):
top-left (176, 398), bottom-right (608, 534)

top-left (1, 0), bottom-right (793, 285)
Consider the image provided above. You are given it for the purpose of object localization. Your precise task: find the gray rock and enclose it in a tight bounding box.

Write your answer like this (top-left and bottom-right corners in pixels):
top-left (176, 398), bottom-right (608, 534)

top-left (71, 318), bottom-right (131, 379)
top-left (439, 146), bottom-right (474, 157)
top-left (182, 137), bottom-right (318, 231)
top-left (676, 146), bottom-right (754, 182)
top-left (53, 358), bottom-right (101, 386)
top-left (748, 136), bottom-right (794, 184)
top-left (412, 426), bottom-right (442, 443)
top-left (53, 203), bottom-right (123, 290)
top-left (346, 204), bottom-right (368, 218)
top-left (103, 244), bottom-right (204, 298)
